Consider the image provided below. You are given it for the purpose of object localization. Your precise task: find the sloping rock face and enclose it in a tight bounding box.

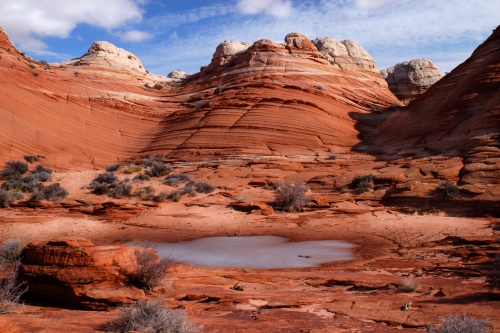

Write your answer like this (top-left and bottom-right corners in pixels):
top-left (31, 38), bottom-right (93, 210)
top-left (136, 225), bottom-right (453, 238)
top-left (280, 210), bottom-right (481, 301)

top-left (19, 237), bottom-right (145, 310)
top-left (381, 59), bottom-right (443, 104)
top-left (374, 25), bottom-right (500, 185)
top-left (0, 28), bottom-right (399, 168)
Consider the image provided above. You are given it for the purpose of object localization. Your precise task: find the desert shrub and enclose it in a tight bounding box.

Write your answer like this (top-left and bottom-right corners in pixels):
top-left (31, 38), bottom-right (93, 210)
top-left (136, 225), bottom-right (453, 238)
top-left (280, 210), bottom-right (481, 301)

top-left (32, 72), bottom-right (39, 77)
top-left (92, 172), bottom-right (118, 186)
top-left (0, 169), bottom-right (21, 181)
top-left (486, 255), bottom-right (500, 291)
top-left (163, 174), bottom-right (193, 186)
top-left (133, 173), bottom-right (151, 182)
top-left (0, 239), bottom-right (22, 264)
top-left (1, 174), bottom-right (42, 193)
top-left (149, 162), bottom-right (172, 177)
top-left (352, 175), bottom-right (374, 193)
top-left (109, 181), bottom-right (132, 199)
top-left (124, 164), bottom-right (143, 174)
top-left (31, 164), bottom-right (52, 174)
top-left (426, 313), bottom-right (490, 333)
top-left (143, 154), bottom-right (166, 167)
top-left (134, 186), bottom-right (155, 200)
top-left (398, 277), bottom-right (420, 292)
top-left (144, 83), bottom-right (151, 88)
top-left (163, 177), bottom-right (181, 186)
top-left (194, 182), bottom-right (215, 194)
top-left (0, 258), bottom-right (26, 314)
top-left (106, 162), bottom-right (121, 172)
top-left (315, 84), bottom-right (323, 90)
top-left (167, 190), bottom-right (183, 202)
top-left (153, 83), bottom-right (163, 90)
top-left (89, 173), bottom-right (130, 198)
top-left (194, 101), bottom-right (204, 109)
top-left (181, 186), bottom-right (197, 197)
top-left (155, 192), bottom-right (169, 203)
top-left (39, 60), bottom-right (47, 65)
top-left (438, 181), bottom-right (460, 198)
top-left (214, 85), bottom-right (222, 94)
top-left (102, 300), bottom-right (201, 333)
top-left (30, 183), bottom-right (68, 201)
top-left (23, 155), bottom-right (39, 164)
top-left (0, 190), bottom-right (23, 208)
top-left (32, 171), bottom-right (52, 182)
top-left (274, 181), bottom-right (308, 212)
top-left (326, 154), bottom-right (337, 160)
top-left (132, 248), bottom-right (174, 292)
top-left (28, 64), bottom-right (36, 69)
top-left (0, 161), bottom-right (29, 180)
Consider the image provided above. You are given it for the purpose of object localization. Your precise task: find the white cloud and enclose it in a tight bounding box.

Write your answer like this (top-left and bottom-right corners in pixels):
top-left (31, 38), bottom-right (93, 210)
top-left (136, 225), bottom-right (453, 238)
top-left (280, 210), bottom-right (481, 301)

top-left (236, 0), bottom-right (294, 17)
top-left (354, 0), bottom-right (399, 9)
top-left (0, 0), bottom-right (146, 52)
top-left (141, 0), bottom-right (498, 75)
top-left (169, 31), bottom-right (178, 40)
top-left (147, 3), bottom-right (233, 30)
top-left (116, 30), bottom-right (153, 42)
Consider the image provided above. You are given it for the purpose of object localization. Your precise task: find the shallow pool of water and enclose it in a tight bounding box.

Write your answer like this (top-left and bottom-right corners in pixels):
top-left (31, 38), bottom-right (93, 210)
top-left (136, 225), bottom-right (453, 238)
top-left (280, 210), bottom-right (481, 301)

top-left (139, 236), bottom-right (355, 269)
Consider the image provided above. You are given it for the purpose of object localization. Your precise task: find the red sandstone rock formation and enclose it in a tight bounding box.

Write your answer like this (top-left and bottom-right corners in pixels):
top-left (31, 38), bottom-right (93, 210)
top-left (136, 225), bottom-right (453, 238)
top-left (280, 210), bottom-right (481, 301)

top-left (19, 237), bottom-right (145, 310)
top-left (0, 28), bottom-right (399, 169)
top-left (381, 58), bottom-right (443, 104)
top-left (374, 25), bottom-right (500, 185)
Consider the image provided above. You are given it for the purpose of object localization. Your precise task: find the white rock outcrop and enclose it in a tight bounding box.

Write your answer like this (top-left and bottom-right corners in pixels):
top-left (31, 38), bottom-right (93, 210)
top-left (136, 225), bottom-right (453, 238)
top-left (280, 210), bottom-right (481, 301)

top-left (381, 58), bottom-right (443, 104)
top-left (79, 41), bottom-right (146, 72)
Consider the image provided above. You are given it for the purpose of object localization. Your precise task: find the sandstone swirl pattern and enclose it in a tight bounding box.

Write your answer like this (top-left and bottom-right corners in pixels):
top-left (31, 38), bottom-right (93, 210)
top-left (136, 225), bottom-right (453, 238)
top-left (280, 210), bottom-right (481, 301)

top-left (0, 29), bottom-right (399, 169)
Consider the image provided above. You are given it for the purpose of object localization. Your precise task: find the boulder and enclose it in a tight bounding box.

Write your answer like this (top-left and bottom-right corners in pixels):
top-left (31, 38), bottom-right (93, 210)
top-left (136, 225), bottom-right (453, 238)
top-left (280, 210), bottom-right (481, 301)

top-left (19, 237), bottom-right (146, 310)
top-left (380, 58), bottom-right (443, 104)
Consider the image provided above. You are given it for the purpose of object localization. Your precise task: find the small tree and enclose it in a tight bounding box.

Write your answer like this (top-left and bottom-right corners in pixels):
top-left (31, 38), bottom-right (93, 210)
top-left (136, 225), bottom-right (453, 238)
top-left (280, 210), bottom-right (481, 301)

top-left (132, 248), bottom-right (174, 293)
top-left (274, 181), bottom-right (308, 212)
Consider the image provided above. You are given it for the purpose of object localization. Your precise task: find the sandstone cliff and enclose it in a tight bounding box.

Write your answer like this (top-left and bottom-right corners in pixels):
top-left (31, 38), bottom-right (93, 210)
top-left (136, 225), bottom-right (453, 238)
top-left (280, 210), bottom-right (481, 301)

top-left (375, 26), bottom-right (500, 185)
top-left (0, 29), bottom-right (399, 168)
top-left (381, 59), bottom-right (443, 104)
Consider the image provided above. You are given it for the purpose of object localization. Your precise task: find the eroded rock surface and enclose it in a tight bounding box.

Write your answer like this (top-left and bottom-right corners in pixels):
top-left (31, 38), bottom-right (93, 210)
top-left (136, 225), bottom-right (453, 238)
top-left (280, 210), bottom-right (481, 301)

top-left (312, 37), bottom-right (385, 85)
top-left (19, 237), bottom-right (145, 310)
top-left (381, 58), bottom-right (443, 104)
top-left (0, 29), bottom-right (399, 169)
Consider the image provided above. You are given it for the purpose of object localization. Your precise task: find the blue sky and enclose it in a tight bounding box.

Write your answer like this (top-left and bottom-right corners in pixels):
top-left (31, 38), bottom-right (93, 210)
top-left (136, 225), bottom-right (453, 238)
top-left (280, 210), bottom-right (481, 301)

top-left (0, 0), bottom-right (499, 75)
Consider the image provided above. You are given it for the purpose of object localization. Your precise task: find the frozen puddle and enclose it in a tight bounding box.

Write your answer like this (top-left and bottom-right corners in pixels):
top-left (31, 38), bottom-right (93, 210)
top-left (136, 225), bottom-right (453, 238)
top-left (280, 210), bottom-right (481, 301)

top-left (142, 236), bottom-right (355, 269)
